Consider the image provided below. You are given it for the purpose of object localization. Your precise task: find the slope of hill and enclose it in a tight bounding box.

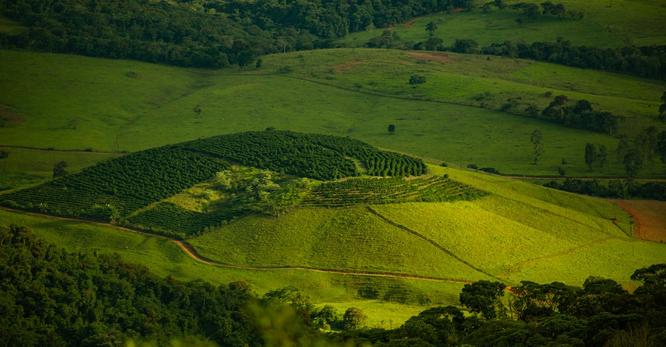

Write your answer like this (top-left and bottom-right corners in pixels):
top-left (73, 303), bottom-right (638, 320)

top-left (0, 131), bottom-right (429, 236)
top-left (1, 49), bottom-right (664, 179)
top-left (3, 161), bottom-right (663, 326)
top-left (342, 0), bottom-right (666, 48)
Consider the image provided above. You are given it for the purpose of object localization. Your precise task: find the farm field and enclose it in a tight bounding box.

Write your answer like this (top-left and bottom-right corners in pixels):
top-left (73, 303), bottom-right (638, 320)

top-left (2, 49), bottom-right (665, 178)
top-left (341, 0), bottom-right (666, 48)
top-left (191, 165), bottom-right (664, 288)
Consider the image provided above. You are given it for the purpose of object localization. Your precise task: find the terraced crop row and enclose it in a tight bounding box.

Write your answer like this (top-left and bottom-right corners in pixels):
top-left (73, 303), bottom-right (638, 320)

top-left (180, 130), bottom-right (426, 180)
top-left (301, 176), bottom-right (486, 207)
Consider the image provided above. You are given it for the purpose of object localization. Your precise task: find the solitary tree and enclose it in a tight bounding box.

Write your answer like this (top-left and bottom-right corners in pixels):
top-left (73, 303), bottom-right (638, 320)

top-left (530, 129), bottom-right (543, 164)
top-left (659, 92), bottom-right (666, 122)
top-left (388, 124), bottom-right (396, 134)
top-left (584, 143), bottom-right (597, 169)
top-left (657, 131), bottom-right (666, 164)
top-left (53, 161), bottom-right (68, 178)
top-left (342, 307), bottom-right (367, 330)
top-left (409, 74), bottom-right (426, 85)
top-left (425, 21), bottom-right (438, 37)
top-left (616, 136), bottom-right (631, 161)
top-left (623, 149), bottom-right (643, 177)
top-left (597, 145), bottom-right (608, 168)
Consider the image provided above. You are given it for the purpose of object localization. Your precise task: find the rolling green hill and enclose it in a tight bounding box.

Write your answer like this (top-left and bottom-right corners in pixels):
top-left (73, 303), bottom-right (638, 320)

top-left (342, 0), bottom-right (666, 48)
top-left (0, 131), bottom-right (429, 235)
top-left (1, 49), bottom-right (664, 181)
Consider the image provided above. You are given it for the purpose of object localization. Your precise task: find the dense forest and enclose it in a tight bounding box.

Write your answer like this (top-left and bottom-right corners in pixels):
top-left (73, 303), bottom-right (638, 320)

top-left (0, 0), bottom-right (473, 68)
top-left (544, 179), bottom-right (666, 201)
top-left (3, 225), bottom-right (665, 346)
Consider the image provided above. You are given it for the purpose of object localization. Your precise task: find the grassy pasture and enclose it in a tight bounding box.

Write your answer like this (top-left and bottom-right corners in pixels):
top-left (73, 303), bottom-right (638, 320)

top-left (191, 165), bottom-right (666, 288)
top-left (1, 49), bottom-right (665, 177)
top-left (258, 49), bottom-right (666, 135)
top-left (341, 0), bottom-right (666, 48)
top-left (0, 147), bottom-right (120, 191)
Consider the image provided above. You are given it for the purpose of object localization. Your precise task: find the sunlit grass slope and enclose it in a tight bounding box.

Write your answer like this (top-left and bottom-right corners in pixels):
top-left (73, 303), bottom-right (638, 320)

top-left (0, 208), bottom-right (461, 329)
top-left (342, 0), bottom-right (666, 48)
top-left (191, 165), bottom-right (666, 287)
top-left (2, 50), bottom-right (664, 177)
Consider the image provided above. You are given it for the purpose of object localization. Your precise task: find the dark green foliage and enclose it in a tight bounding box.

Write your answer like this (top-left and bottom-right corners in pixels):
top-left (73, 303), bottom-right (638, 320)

top-left (302, 176), bottom-right (486, 207)
top-left (452, 39), bottom-right (479, 53)
top-left (0, 225), bottom-right (261, 346)
top-left (367, 30), bottom-right (404, 49)
top-left (342, 264), bottom-right (666, 346)
top-left (543, 179), bottom-right (666, 201)
top-left (343, 307), bottom-right (367, 330)
top-left (181, 130), bottom-right (426, 180)
top-left (52, 160), bottom-right (68, 178)
top-left (585, 143), bottom-right (597, 169)
top-left (409, 74), bottom-right (427, 85)
top-left (1, 147), bottom-right (228, 219)
top-left (127, 202), bottom-right (235, 238)
top-left (0, 0), bottom-right (474, 68)
top-left (482, 40), bottom-right (666, 81)
top-left (542, 97), bottom-right (621, 134)
top-left (460, 281), bottom-right (506, 320)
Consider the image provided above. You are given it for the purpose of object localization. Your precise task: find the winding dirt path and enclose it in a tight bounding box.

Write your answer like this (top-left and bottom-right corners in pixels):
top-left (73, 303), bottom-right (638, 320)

top-left (0, 206), bottom-right (473, 284)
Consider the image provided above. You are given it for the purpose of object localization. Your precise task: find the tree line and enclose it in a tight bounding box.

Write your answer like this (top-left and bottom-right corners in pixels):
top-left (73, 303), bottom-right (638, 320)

top-left (0, 0), bottom-right (474, 68)
top-left (340, 265), bottom-right (666, 346)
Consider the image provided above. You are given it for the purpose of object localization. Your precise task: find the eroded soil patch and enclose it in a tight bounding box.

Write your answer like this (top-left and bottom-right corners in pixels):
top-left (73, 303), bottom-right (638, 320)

top-left (614, 200), bottom-right (666, 242)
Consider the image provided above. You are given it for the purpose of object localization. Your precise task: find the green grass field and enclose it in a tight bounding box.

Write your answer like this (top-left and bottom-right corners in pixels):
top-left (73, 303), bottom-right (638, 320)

top-left (2, 49), bottom-right (664, 178)
top-left (0, 147), bottom-right (120, 191)
top-left (190, 165), bottom-right (665, 289)
top-left (341, 0), bottom-right (666, 48)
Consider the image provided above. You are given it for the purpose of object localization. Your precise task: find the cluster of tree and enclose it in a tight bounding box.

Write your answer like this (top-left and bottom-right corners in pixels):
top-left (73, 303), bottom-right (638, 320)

top-left (481, 40), bottom-right (666, 81)
top-left (530, 129), bottom-right (544, 164)
top-left (0, 0), bottom-right (476, 68)
top-left (542, 97), bottom-right (620, 135)
top-left (615, 127), bottom-right (666, 177)
top-left (584, 143), bottom-right (609, 169)
top-left (1, 147), bottom-right (228, 222)
top-left (341, 265), bottom-right (666, 346)
top-left (0, 225), bottom-right (261, 346)
top-left (544, 179), bottom-right (666, 201)
top-left (507, 1), bottom-right (584, 21)
top-left (401, 34), bottom-right (666, 81)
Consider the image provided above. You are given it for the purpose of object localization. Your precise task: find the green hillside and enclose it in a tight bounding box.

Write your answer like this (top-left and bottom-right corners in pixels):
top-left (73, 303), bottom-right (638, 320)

top-left (3, 162), bottom-right (665, 327)
top-left (342, 0), bottom-right (666, 48)
top-left (2, 49), bottom-right (664, 179)
top-left (0, 131), bottom-right (428, 235)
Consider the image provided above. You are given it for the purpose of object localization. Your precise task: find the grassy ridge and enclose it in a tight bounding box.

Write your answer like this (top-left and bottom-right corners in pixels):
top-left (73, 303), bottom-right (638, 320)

top-left (341, 0), bottom-right (666, 48)
top-left (2, 50), bottom-right (664, 177)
